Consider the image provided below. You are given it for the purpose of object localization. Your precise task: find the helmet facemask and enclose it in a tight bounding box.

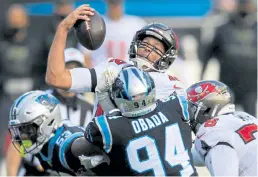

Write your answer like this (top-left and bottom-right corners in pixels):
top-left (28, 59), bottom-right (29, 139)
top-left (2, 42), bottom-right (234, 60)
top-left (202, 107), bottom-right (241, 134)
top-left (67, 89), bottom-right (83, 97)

top-left (8, 91), bottom-right (62, 155)
top-left (129, 23), bottom-right (179, 72)
top-left (9, 115), bottom-right (48, 155)
top-left (130, 40), bottom-right (176, 72)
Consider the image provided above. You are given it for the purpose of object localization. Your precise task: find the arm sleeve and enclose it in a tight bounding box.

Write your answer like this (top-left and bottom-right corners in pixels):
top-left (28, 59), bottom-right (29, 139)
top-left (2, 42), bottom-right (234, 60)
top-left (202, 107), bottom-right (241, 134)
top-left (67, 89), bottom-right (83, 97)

top-left (85, 116), bottom-right (113, 153)
top-left (71, 137), bottom-right (110, 172)
top-left (191, 147), bottom-right (205, 167)
top-left (84, 120), bottom-right (104, 149)
top-left (68, 60), bottom-right (108, 93)
top-left (58, 132), bottom-right (85, 172)
top-left (175, 93), bottom-right (193, 122)
top-left (68, 59), bottom-right (122, 93)
top-left (71, 137), bottom-right (104, 156)
top-left (205, 145), bottom-right (239, 176)
top-left (68, 68), bottom-right (97, 93)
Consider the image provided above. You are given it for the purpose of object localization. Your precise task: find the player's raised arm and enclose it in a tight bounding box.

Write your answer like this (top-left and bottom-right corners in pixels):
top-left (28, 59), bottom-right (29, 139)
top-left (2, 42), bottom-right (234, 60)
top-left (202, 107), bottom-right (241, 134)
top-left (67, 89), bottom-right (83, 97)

top-left (45, 5), bottom-right (94, 90)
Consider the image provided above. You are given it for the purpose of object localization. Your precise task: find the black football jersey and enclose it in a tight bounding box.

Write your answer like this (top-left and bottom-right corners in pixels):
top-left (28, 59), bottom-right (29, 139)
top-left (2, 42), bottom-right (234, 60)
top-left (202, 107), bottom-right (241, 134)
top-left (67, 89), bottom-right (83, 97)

top-left (35, 123), bottom-right (85, 175)
top-left (85, 94), bottom-right (197, 176)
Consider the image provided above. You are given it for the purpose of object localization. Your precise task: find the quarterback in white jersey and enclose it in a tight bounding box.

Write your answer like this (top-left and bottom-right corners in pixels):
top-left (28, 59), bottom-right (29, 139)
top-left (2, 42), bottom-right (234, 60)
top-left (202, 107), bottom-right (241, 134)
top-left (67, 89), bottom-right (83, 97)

top-left (45, 5), bottom-right (184, 116)
top-left (69, 58), bottom-right (184, 116)
top-left (187, 80), bottom-right (258, 176)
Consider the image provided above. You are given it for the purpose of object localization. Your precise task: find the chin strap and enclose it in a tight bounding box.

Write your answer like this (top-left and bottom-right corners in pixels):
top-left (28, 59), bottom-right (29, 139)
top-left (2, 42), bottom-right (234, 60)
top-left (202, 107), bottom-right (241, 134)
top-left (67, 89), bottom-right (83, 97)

top-left (130, 57), bottom-right (166, 73)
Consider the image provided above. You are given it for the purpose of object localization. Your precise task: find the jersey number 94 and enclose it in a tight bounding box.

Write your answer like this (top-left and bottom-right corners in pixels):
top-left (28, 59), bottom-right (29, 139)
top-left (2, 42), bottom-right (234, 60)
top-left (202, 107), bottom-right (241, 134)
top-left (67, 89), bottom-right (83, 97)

top-left (126, 123), bottom-right (194, 176)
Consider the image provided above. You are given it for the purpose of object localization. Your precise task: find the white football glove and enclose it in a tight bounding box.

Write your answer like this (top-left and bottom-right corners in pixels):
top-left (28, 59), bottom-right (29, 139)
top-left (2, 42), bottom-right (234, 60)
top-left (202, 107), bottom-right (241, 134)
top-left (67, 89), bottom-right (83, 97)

top-left (95, 65), bottom-right (121, 114)
top-left (95, 64), bottom-right (121, 93)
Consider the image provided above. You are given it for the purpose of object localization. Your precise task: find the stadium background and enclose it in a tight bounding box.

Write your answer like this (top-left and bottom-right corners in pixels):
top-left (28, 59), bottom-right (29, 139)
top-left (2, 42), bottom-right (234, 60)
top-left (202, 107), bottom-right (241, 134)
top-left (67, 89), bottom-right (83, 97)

top-left (0, 0), bottom-right (255, 176)
top-left (0, 0), bottom-right (208, 58)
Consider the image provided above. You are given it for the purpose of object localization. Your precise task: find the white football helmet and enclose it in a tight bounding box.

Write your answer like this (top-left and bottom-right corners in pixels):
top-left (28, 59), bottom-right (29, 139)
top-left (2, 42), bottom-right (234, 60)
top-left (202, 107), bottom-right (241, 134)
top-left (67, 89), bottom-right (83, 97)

top-left (8, 90), bottom-right (62, 154)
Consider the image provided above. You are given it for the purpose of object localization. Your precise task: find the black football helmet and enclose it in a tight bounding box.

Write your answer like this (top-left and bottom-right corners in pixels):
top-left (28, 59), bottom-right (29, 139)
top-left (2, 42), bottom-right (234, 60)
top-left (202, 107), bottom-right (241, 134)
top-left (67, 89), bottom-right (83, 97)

top-left (187, 80), bottom-right (235, 133)
top-left (129, 23), bottom-right (179, 72)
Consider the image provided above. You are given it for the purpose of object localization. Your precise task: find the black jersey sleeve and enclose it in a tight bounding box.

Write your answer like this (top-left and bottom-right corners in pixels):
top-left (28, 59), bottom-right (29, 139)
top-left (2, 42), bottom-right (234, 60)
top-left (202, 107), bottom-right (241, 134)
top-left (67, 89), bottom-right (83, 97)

top-left (58, 125), bottom-right (85, 172)
top-left (162, 93), bottom-right (194, 122)
top-left (85, 115), bottom-right (113, 153)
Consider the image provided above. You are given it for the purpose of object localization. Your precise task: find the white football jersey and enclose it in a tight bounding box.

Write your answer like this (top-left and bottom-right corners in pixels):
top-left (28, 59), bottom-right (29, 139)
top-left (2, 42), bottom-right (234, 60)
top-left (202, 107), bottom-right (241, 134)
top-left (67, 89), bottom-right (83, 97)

top-left (78, 15), bottom-right (146, 67)
top-left (194, 111), bottom-right (258, 176)
top-left (69, 58), bottom-right (186, 117)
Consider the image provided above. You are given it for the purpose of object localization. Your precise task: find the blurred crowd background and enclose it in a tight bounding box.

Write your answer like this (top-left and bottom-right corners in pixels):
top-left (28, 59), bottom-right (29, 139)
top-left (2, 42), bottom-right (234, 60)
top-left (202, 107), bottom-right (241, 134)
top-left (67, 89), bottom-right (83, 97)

top-left (0, 0), bottom-right (256, 176)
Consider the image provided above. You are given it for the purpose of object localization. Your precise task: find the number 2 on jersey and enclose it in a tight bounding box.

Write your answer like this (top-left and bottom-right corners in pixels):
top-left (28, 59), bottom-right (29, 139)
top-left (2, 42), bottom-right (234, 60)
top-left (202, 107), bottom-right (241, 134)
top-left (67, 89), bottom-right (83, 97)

top-left (236, 123), bottom-right (257, 144)
top-left (126, 123), bottom-right (194, 176)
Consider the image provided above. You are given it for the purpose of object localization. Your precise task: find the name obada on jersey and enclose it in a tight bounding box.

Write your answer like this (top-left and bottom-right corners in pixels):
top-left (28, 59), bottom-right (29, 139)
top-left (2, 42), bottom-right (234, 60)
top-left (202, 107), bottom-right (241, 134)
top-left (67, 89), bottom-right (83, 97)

top-left (132, 112), bottom-right (169, 134)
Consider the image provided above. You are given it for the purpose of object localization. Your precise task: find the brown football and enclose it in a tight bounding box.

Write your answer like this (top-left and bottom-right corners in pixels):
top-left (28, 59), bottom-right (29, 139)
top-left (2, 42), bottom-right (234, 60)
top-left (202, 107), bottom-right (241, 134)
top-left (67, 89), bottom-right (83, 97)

top-left (74, 10), bottom-right (106, 50)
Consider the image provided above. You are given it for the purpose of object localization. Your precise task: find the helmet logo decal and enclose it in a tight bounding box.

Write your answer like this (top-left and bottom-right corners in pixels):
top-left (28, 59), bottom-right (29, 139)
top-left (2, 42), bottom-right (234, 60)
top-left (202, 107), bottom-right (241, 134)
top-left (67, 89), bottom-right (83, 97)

top-left (36, 94), bottom-right (59, 112)
top-left (188, 83), bottom-right (219, 103)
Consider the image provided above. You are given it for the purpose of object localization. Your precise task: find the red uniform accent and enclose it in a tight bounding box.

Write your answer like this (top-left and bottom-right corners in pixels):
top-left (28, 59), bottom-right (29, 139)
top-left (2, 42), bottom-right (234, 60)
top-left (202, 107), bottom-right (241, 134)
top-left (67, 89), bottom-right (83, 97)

top-left (236, 124), bottom-right (257, 144)
top-left (188, 83), bottom-right (220, 103)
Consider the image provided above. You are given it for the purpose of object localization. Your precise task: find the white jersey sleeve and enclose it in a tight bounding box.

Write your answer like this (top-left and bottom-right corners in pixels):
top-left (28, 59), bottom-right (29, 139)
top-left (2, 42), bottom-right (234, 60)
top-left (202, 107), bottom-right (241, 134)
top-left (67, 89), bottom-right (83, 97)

top-left (68, 58), bottom-right (133, 93)
top-left (205, 145), bottom-right (239, 176)
top-left (191, 147), bottom-right (205, 167)
top-left (69, 68), bottom-right (96, 93)
top-left (149, 72), bottom-right (186, 100)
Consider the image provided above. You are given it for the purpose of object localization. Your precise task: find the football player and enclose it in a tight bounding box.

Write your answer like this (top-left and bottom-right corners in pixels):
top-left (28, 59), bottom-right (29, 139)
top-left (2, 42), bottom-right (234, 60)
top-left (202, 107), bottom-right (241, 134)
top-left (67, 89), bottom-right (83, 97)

top-left (187, 80), bottom-right (258, 176)
top-left (8, 90), bottom-right (107, 175)
top-left (81, 67), bottom-right (197, 176)
top-left (45, 4), bottom-right (185, 117)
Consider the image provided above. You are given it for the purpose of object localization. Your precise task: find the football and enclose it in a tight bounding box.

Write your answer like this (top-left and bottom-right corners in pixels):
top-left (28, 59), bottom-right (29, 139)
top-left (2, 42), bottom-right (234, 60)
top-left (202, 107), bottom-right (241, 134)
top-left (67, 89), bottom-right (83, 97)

top-left (73, 10), bottom-right (106, 50)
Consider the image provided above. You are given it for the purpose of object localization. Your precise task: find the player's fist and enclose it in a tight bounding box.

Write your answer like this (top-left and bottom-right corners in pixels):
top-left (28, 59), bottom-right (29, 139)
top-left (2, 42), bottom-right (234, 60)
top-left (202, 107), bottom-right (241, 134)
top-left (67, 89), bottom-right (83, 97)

top-left (95, 66), bottom-right (119, 93)
top-left (59, 4), bottom-right (95, 30)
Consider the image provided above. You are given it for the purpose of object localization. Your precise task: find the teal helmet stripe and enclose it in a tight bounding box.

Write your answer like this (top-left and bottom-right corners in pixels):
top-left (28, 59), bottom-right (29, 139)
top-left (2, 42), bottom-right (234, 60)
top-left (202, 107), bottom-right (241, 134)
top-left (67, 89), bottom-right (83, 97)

top-left (131, 68), bottom-right (145, 86)
top-left (9, 103), bottom-right (16, 120)
top-left (131, 67), bottom-right (149, 95)
top-left (121, 69), bottom-right (131, 100)
top-left (142, 72), bottom-right (150, 95)
top-left (15, 92), bottom-right (34, 108)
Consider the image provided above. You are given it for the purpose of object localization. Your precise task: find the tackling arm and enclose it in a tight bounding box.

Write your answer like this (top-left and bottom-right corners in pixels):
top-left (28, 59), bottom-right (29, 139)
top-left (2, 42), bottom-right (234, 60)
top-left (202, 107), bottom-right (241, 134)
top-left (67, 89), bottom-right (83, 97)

top-left (71, 137), bottom-right (110, 170)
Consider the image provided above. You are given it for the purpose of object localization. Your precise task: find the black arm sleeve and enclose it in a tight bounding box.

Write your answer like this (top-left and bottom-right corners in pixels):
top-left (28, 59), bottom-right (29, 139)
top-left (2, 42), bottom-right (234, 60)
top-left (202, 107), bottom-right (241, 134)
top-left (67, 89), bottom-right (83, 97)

top-left (71, 137), bottom-right (111, 176)
top-left (89, 68), bottom-right (97, 92)
top-left (71, 137), bottom-right (104, 156)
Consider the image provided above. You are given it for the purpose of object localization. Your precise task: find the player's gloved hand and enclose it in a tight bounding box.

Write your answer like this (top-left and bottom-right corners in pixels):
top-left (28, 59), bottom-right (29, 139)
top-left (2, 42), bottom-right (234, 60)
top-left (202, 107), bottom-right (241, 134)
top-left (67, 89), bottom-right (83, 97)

top-left (95, 61), bottom-right (135, 93)
top-left (95, 64), bottom-right (121, 93)
top-left (59, 4), bottom-right (95, 30)
top-left (79, 154), bottom-right (110, 170)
